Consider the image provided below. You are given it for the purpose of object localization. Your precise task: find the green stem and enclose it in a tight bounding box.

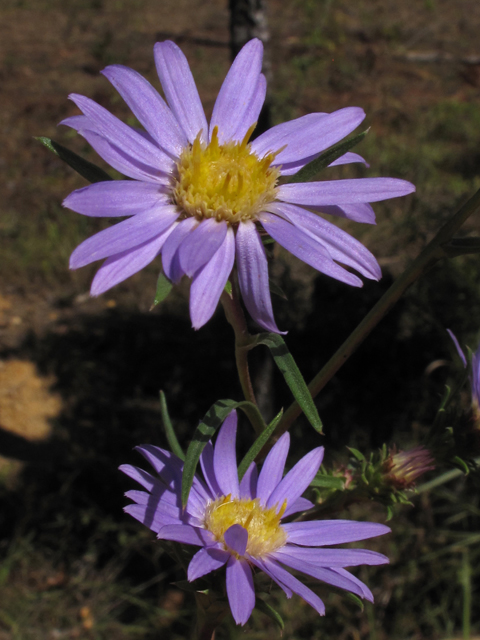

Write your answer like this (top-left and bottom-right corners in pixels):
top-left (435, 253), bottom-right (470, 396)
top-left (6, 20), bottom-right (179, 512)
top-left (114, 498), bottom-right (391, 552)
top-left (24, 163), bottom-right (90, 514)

top-left (275, 187), bottom-right (480, 439)
top-left (220, 280), bottom-right (257, 406)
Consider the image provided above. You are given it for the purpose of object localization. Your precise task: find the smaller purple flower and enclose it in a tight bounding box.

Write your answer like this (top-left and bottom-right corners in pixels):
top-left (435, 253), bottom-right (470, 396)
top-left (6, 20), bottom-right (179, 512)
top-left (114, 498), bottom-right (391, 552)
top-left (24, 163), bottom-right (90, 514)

top-left (447, 328), bottom-right (480, 406)
top-left (383, 446), bottom-right (435, 489)
top-left (121, 411), bottom-right (390, 625)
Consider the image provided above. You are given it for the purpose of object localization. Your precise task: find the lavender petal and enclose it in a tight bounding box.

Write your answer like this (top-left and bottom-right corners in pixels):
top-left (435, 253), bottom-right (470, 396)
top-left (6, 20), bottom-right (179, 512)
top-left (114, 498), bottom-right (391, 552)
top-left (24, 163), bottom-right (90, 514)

top-left (256, 432), bottom-right (290, 504)
top-left (239, 462), bottom-right (258, 499)
top-left (213, 411), bottom-right (240, 498)
top-left (252, 107), bottom-right (365, 164)
top-left (69, 94), bottom-right (174, 173)
top-left (210, 39), bottom-right (263, 144)
top-left (226, 557), bottom-right (255, 625)
top-left (282, 497), bottom-right (314, 518)
top-left (90, 227), bottom-right (175, 296)
top-left (63, 181), bottom-right (170, 217)
top-left (282, 520), bottom-right (391, 546)
top-left (199, 441), bottom-right (222, 497)
top-left (189, 227), bottom-right (235, 329)
top-left (157, 524), bottom-right (215, 546)
top-left (260, 212), bottom-right (363, 287)
top-left (224, 524), bottom-right (248, 556)
top-left (188, 546), bottom-right (229, 581)
top-left (278, 177), bottom-right (416, 206)
top-left (274, 545), bottom-right (389, 567)
top-left (267, 447), bottom-right (324, 511)
top-left (310, 203), bottom-right (376, 225)
top-left (161, 217), bottom-right (198, 283)
top-left (154, 41), bottom-right (208, 144)
top-left (267, 203), bottom-right (381, 280)
top-left (178, 218), bottom-right (228, 277)
top-left (70, 206), bottom-right (179, 269)
top-left (236, 220), bottom-right (284, 333)
top-left (101, 64), bottom-right (187, 155)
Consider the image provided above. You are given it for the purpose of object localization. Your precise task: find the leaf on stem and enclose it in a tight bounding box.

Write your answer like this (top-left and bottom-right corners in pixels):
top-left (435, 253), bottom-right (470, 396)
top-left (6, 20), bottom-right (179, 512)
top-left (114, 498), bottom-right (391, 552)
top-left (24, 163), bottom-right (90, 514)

top-left (253, 333), bottom-right (323, 434)
top-left (181, 399), bottom-right (267, 506)
top-left (35, 136), bottom-right (113, 184)
top-left (287, 129), bottom-right (369, 184)
top-left (238, 409), bottom-right (283, 480)
top-left (151, 272), bottom-right (173, 309)
top-left (159, 390), bottom-right (185, 461)
top-left (255, 598), bottom-right (284, 630)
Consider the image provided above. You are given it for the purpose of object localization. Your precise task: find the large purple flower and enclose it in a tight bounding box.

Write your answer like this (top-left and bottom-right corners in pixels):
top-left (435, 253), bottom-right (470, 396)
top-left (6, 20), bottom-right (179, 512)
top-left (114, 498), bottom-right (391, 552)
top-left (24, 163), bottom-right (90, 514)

top-left (121, 410), bottom-right (390, 625)
top-left (62, 39), bottom-right (415, 332)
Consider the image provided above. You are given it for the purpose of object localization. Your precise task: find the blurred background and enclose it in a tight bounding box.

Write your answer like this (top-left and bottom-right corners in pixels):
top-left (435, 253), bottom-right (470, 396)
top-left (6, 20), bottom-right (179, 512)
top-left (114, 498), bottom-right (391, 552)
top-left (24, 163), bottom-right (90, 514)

top-left (1, 0), bottom-right (480, 638)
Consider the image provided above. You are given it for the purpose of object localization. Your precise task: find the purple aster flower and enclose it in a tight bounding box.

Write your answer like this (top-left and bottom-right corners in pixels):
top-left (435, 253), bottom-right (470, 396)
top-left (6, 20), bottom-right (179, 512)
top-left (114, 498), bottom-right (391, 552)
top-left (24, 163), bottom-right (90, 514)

top-left (447, 328), bottom-right (480, 406)
top-left (62, 39), bottom-right (415, 332)
top-left (120, 410), bottom-right (390, 625)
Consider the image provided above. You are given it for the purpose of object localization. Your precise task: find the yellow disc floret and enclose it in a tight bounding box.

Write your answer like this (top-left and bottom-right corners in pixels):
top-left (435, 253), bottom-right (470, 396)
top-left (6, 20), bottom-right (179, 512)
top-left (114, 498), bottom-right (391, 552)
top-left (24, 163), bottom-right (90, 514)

top-left (172, 125), bottom-right (280, 224)
top-left (203, 495), bottom-right (288, 558)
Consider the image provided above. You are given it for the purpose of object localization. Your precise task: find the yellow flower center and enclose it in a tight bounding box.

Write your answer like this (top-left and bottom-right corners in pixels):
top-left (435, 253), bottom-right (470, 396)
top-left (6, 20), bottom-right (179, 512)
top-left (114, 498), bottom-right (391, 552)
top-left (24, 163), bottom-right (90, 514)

top-left (172, 125), bottom-right (280, 224)
top-left (203, 495), bottom-right (288, 558)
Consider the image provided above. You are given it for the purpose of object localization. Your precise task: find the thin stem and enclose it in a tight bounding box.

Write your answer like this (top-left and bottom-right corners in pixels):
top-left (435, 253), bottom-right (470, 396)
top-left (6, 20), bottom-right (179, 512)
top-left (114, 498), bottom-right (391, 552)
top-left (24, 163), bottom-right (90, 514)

top-left (275, 187), bottom-right (480, 439)
top-left (220, 280), bottom-right (258, 406)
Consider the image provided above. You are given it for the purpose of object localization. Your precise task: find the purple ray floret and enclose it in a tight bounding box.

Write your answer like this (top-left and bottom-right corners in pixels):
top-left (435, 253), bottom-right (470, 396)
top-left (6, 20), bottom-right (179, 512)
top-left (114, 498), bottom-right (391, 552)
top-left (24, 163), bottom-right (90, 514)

top-left (121, 410), bottom-right (390, 626)
top-left (62, 38), bottom-right (415, 332)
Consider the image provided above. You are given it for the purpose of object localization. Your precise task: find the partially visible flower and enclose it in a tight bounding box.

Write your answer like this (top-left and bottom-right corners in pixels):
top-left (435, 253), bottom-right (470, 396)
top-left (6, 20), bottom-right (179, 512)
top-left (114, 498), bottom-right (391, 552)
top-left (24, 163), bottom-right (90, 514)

top-left (383, 446), bottom-right (435, 490)
top-left (121, 411), bottom-right (390, 625)
top-left (62, 39), bottom-right (415, 332)
top-left (447, 328), bottom-right (480, 409)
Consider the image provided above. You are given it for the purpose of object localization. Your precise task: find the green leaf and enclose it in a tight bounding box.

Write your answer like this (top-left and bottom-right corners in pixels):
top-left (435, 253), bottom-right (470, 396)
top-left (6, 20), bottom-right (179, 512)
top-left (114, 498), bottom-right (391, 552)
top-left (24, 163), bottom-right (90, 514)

top-left (287, 129), bottom-right (369, 184)
top-left (238, 409), bottom-right (283, 480)
top-left (253, 333), bottom-right (323, 433)
top-left (310, 474), bottom-right (345, 490)
top-left (255, 598), bottom-right (284, 630)
top-left (35, 137), bottom-right (113, 184)
top-left (453, 456), bottom-right (470, 475)
top-left (159, 391), bottom-right (185, 461)
top-left (269, 279), bottom-right (288, 300)
top-left (386, 505), bottom-right (394, 521)
top-left (181, 399), bottom-right (267, 506)
top-left (347, 447), bottom-right (366, 462)
top-left (344, 592), bottom-right (364, 612)
top-left (151, 272), bottom-right (173, 309)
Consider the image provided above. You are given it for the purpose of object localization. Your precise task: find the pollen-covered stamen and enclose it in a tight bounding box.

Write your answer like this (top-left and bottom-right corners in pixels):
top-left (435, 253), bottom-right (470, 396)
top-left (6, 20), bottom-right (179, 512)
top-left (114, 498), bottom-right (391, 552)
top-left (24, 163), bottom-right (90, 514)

top-left (172, 125), bottom-right (281, 225)
top-left (203, 495), bottom-right (288, 558)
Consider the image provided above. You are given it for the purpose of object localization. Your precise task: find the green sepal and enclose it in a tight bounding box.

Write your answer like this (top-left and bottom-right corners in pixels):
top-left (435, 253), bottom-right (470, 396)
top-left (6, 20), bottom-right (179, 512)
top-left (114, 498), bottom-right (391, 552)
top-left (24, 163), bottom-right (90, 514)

top-left (287, 129), bottom-right (369, 184)
top-left (224, 280), bottom-right (232, 296)
top-left (238, 409), bottom-right (283, 480)
top-left (441, 236), bottom-right (480, 258)
top-left (151, 272), bottom-right (173, 309)
top-left (310, 474), bottom-right (345, 490)
top-left (253, 333), bottom-right (323, 434)
top-left (181, 399), bottom-right (267, 506)
top-left (344, 592), bottom-right (364, 612)
top-left (385, 505), bottom-right (394, 521)
top-left (159, 391), bottom-right (185, 461)
top-left (35, 136), bottom-right (113, 184)
top-left (255, 598), bottom-right (284, 630)
top-left (347, 447), bottom-right (366, 462)
top-left (261, 235), bottom-right (275, 245)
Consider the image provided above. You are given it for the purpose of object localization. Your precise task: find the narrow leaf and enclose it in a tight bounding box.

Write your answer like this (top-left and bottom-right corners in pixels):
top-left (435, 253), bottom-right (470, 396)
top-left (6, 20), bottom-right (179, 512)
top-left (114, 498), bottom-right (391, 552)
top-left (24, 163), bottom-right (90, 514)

top-left (238, 409), bottom-right (283, 480)
top-left (269, 279), bottom-right (288, 300)
top-left (347, 447), bottom-right (366, 462)
top-left (442, 236), bottom-right (480, 258)
top-left (288, 129), bottom-right (369, 184)
top-left (182, 399), bottom-right (267, 506)
top-left (35, 136), bottom-right (113, 184)
top-left (151, 272), bottom-right (173, 309)
top-left (310, 474), bottom-right (345, 490)
top-left (453, 456), bottom-right (470, 475)
top-left (344, 592), bottom-right (364, 612)
top-left (255, 598), bottom-right (284, 630)
top-left (159, 391), bottom-right (184, 461)
top-left (224, 280), bottom-right (232, 296)
top-left (253, 333), bottom-right (323, 433)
